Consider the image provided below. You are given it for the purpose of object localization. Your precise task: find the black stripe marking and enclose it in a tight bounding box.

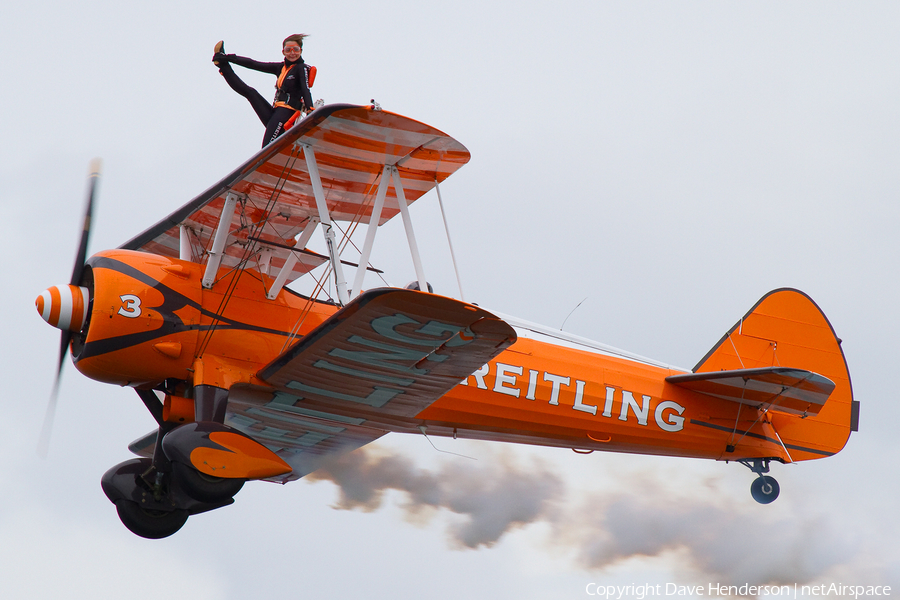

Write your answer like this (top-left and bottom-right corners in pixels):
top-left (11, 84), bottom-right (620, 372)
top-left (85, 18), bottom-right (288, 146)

top-left (689, 418), bottom-right (834, 457)
top-left (78, 256), bottom-right (301, 360)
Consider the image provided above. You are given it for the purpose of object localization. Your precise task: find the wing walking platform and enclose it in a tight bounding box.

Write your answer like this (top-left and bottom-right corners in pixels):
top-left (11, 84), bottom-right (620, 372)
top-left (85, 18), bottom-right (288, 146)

top-left (120, 104), bottom-right (470, 301)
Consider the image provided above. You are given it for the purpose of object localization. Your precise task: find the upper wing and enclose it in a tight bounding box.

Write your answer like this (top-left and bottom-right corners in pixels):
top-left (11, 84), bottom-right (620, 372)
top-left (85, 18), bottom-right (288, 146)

top-left (219, 288), bottom-right (516, 481)
top-left (666, 367), bottom-right (835, 416)
top-left (120, 103), bottom-right (470, 286)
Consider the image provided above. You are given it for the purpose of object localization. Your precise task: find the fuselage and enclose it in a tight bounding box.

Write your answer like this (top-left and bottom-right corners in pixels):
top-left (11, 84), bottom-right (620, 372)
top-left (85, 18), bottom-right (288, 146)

top-left (426, 327), bottom-right (792, 462)
top-left (65, 248), bottom-right (815, 466)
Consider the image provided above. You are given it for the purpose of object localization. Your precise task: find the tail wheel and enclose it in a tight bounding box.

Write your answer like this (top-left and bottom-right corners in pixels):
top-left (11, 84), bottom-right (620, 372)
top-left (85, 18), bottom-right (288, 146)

top-left (750, 475), bottom-right (780, 504)
top-left (114, 500), bottom-right (188, 539)
top-left (173, 461), bottom-right (245, 504)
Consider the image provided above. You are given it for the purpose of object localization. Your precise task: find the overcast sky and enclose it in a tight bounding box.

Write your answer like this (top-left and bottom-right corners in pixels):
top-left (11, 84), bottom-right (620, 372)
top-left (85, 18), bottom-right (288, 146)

top-left (2, 1), bottom-right (899, 598)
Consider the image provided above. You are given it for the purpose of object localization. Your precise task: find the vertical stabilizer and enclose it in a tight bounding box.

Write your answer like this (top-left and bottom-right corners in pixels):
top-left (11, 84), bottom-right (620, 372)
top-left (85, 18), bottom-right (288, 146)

top-left (694, 288), bottom-right (856, 461)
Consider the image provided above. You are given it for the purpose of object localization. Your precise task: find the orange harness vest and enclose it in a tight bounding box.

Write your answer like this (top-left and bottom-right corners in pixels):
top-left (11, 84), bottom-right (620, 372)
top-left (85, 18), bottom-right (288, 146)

top-left (273, 64), bottom-right (316, 111)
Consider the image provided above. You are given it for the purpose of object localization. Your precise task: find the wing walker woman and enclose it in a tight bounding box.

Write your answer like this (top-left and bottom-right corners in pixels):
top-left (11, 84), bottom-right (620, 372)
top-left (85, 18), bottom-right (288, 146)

top-left (213, 34), bottom-right (316, 147)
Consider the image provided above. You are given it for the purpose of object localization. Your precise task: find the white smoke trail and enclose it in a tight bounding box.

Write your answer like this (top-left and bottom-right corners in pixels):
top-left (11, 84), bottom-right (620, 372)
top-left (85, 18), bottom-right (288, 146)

top-left (309, 447), bottom-right (865, 586)
top-left (307, 447), bottom-right (564, 548)
top-left (556, 489), bottom-right (856, 585)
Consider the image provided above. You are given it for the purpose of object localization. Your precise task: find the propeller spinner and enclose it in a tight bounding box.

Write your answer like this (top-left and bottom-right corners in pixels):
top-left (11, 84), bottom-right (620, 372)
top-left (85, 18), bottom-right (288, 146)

top-left (36, 159), bottom-right (100, 456)
top-left (35, 284), bottom-right (90, 332)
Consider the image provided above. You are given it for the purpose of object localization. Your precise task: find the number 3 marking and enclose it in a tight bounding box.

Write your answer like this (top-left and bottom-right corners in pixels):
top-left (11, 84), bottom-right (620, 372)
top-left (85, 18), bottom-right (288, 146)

top-left (118, 295), bottom-right (142, 318)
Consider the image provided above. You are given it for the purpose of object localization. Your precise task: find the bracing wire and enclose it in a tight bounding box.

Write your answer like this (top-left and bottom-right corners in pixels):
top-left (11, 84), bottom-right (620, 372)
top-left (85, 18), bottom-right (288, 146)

top-left (418, 426), bottom-right (476, 460)
top-left (434, 180), bottom-right (465, 301)
top-left (197, 143), bottom-right (303, 357)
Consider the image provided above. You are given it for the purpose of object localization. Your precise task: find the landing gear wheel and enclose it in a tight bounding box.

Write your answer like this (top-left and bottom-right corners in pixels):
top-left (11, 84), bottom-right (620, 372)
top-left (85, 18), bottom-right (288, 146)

top-left (750, 475), bottom-right (780, 504)
top-left (115, 500), bottom-right (188, 539)
top-left (173, 461), bottom-right (244, 504)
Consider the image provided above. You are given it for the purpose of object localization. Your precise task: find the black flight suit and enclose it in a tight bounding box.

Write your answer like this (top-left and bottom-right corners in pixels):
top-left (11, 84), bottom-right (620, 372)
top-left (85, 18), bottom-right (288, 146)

top-left (216, 54), bottom-right (314, 147)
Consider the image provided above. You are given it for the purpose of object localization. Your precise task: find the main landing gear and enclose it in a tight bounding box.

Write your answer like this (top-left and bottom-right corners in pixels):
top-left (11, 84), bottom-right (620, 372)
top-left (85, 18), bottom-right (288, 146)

top-left (172, 461), bottom-right (244, 504)
top-left (739, 458), bottom-right (780, 504)
top-left (101, 387), bottom-right (248, 539)
top-left (101, 457), bottom-right (242, 539)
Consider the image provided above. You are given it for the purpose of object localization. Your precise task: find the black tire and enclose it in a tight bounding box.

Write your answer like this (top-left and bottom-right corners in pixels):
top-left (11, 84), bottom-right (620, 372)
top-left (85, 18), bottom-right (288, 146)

top-left (750, 475), bottom-right (780, 504)
top-left (173, 461), bottom-right (245, 504)
top-left (115, 500), bottom-right (188, 539)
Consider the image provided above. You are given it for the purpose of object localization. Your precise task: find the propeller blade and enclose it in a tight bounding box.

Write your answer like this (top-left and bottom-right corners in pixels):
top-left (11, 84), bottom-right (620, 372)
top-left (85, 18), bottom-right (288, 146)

top-left (70, 159), bottom-right (101, 286)
top-left (37, 330), bottom-right (71, 457)
top-left (40, 159), bottom-right (100, 457)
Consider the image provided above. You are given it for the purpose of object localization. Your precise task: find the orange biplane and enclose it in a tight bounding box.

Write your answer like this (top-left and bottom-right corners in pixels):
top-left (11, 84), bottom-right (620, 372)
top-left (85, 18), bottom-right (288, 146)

top-left (36, 104), bottom-right (858, 538)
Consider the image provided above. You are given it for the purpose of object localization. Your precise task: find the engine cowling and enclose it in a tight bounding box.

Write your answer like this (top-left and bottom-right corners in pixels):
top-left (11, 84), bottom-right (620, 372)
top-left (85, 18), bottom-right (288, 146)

top-left (68, 250), bottom-right (202, 387)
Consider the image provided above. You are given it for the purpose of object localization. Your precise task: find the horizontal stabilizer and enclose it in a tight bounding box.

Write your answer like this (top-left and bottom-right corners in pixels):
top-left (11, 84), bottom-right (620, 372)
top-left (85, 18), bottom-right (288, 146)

top-left (666, 367), bottom-right (834, 416)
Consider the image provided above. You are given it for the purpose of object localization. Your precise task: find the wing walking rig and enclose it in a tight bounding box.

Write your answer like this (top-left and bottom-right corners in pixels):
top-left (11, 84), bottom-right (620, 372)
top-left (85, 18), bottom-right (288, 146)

top-left (35, 104), bottom-right (857, 539)
top-left (123, 103), bottom-right (467, 302)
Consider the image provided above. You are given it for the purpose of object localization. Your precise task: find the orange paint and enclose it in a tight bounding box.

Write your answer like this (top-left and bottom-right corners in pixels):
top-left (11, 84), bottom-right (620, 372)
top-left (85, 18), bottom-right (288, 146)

top-left (42, 106), bottom-right (855, 502)
top-left (190, 431), bottom-right (292, 479)
top-left (67, 248), bottom-right (853, 473)
top-left (163, 395), bottom-right (194, 424)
